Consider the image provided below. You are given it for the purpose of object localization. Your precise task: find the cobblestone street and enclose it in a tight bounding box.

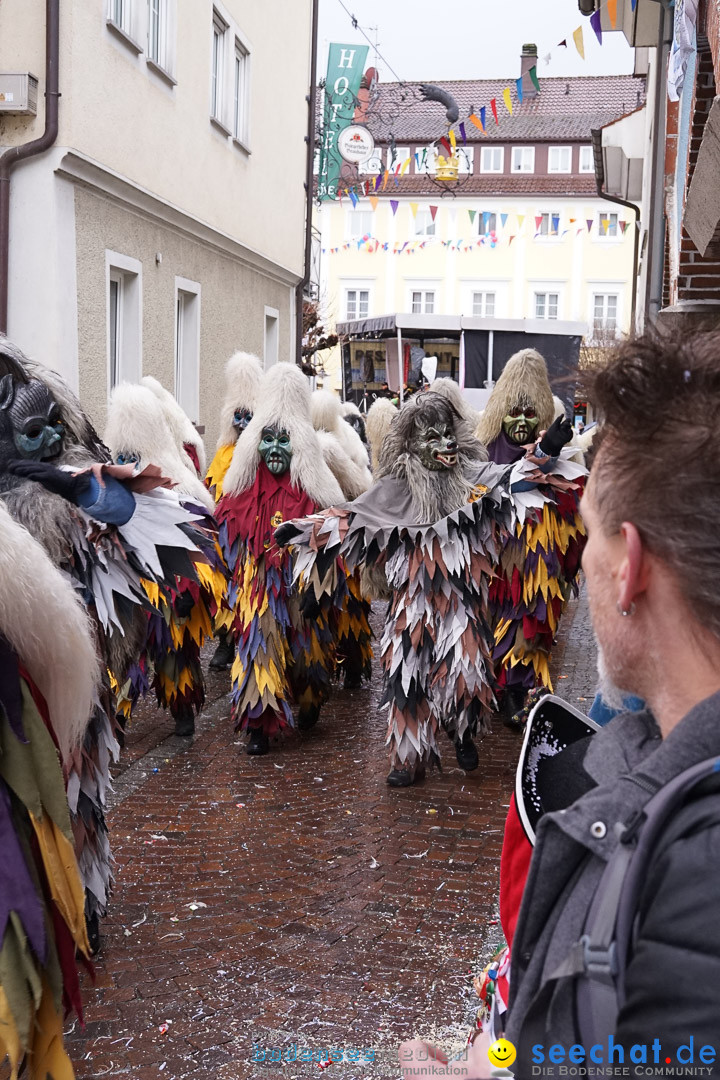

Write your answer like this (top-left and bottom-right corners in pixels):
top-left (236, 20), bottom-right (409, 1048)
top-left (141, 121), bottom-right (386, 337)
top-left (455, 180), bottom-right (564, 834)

top-left (63, 591), bottom-right (596, 1080)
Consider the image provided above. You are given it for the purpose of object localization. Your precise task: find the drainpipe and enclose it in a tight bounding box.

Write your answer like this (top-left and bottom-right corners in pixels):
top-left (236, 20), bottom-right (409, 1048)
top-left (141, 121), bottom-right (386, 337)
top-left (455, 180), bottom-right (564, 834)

top-left (295, 0), bottom-right (320, 369)
top-left (591, 128), bottom-right (641, 333)
top-left (646, 0), bottom-right (673, 324)
top-left (0, 0), bottom-right (60, 335)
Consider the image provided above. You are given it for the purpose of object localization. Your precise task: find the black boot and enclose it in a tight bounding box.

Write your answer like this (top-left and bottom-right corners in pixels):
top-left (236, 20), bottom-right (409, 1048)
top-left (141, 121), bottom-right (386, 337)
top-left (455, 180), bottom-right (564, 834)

top-left (501, 688), bottom-right (527, 732)
top-left (209, 633), bottom-right (235, 670)
top-left (386, 762), bottom-right (426, 788)
top-left (297, 703), bottom-right (320, 731)
top-left (246, 729), bottom-right (270, 755)
top-left (174, 706), bottom-right (195, 737)
top-left (455, 729), bottom-right (479, 771)
top-left (86, 909), bottom-right (101, 956)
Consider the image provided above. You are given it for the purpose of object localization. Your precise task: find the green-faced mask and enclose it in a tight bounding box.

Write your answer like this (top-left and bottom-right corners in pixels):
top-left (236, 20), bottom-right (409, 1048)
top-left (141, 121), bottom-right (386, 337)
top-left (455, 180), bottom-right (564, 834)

top-left (502, 405), bottom-right (539, 445)
top-left (258, 426), bottom-right (292, 475)
top-left (416, 422), bottom-right (459, 471)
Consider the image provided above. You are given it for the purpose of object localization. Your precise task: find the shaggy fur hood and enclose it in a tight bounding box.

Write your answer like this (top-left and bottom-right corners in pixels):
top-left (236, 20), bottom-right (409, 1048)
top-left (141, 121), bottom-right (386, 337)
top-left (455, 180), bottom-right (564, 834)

top-left (475, 348), bottom-right (555, 447)
top-left (106, 383), bottom-right (215, 511)
top-left (365, 397), bottom-right (398, 472)
top-left (429, 377), bottom-right (481, 430)
top-left (222, 364), bottom-right (344, 508)
top-left (311, 390), bottom-right (372, 479)
top-left (216, 351), bottom-right (263, 449)
top-left (317, 430), bottom-right (372, 501)
top-left (0, 501), bottom-right (99, 760)
top-left (142, 375), bottom-right (207, 477)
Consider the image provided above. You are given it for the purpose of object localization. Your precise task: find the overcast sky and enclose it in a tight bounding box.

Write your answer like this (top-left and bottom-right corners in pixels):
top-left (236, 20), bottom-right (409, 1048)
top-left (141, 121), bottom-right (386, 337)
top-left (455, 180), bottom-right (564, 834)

top-left (319, 0), bottom-right (635, 82)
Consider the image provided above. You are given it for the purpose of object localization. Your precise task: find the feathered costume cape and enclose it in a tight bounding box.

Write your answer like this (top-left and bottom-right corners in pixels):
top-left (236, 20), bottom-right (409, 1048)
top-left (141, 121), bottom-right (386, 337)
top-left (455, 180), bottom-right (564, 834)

top-left (279, 450), bottom-right (586, 770)
top-left (216, 465), bottom-right (335, 735)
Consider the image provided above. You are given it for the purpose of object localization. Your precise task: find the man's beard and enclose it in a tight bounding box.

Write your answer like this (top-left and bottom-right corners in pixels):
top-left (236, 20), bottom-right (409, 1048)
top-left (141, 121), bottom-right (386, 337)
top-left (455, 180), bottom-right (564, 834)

top-left (595, 636), bottom-right (635, 712)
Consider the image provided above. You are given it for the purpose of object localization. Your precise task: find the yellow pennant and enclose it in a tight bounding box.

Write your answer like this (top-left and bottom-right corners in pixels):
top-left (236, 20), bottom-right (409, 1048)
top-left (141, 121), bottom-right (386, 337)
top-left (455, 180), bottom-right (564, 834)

top-left (502, 87), bottom-right (513, 115)
top-left (400, 156), bottom-right (411, 175)
top-left (573, 25), bottom-right (585, 59)
top-left (369, 195), bottom-right (379, 211)
top-left (409, 202), bottom-right (419, 217)
top-left (449, 128), bottom-right (457, 150)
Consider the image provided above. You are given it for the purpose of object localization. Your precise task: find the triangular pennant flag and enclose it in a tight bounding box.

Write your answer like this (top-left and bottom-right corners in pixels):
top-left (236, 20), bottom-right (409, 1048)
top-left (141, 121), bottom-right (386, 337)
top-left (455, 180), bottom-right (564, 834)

top-left (552, 213), bottom-right (560, 233)
top-left (390, 200), bottom-right (399, 215)
top-left (569, 217), bottom-right (576, 224)
top-left (586, 218), bottom-right (593, 232)
top-left (482, 211), bottom-right (491, 232)
top-left (577, 228), bottom-right (583, 236)
top-left (382, 170), bottom-right (389, 191)
top-left (509, 235), bottom-right (516, 246)
top-left (480, 106), bottom-right (487, 131)
top-left (468, 112), bottom-right (485, 133)
top-left (501, 213), bottom-right (508, 228)
top-left (516, 77), bottom-right (523, 104)
top-left (429, 205), bottom-right (438, 221)
top-left (502, 87), bottom-right (513, 115)
top-left (620, 220), bottom-right (629, 234)
top-left (369, 195), bottom-right (379, 211)
top-left (561, 229), bottom-right (569, 238)
top-left (601, 217), bottom-right (609, 235)
top-left (529, 66), bottom-right (540, 93)
top-left (608, 0), bottom-right (617, 26)
top-left (517, 214), bottom-right (525, 229)
top-left (558, 39), bottom-right (567, 48)
top-left (401, 157), bottom-right (411, 175)
top-left (349, 191), bottom-right (358, 207)
top-left (590, 10), bottom-right (602, 45)
top-left (573, 26), bottom-right (585, 59)
top-left (490, 98), bottom-right (499, 125)
top-left (449, 128), bottom-right (457, 150)
top-left (459, 122), bottom-right (467, 144)
top-left (535, 214), bottom-right (543, 231)
top-left (409, 202), bottom-right (419, 217)
top-left (631, 0), bottom-right (637, 9)
top-left (468, 209), bottom-right (477, 224)
top-left (440, 136), bottom-right (452, 156)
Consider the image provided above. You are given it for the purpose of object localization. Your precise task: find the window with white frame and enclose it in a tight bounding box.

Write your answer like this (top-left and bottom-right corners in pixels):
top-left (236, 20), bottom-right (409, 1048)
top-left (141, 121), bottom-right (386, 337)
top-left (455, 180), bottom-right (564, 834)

top-left (175, 279), bottom-right (201, 423)
top-left (579, 145), bottom-right (594, 173)
top-left (345, 289), bottom-right (370, 321)
top-left (534, 291), bottom-right (559, 319)
top-left (146, 0), bottom-right (175, 74)
top-left (358, 151), bottom-right (383, 175)
top-left (347, 210), bottom-right (373, 239)
top-left (387, 146), bottom-right (411, 171)
top-left (233, 37), bottom-right (250, 143)
top-left (107, 0), bottom-right (132, 35)
top-left (476, 212), bottom-right (498, 236)
top-left (548, 146), bottom-right (572, 173)
top-left (414, 209), bottom-right (436, 237)
top-left (411, 290), bottom-right (435, 315)
top-left (592, 292), bottom-right (619, 332)
top-left (480, 146), bottom-right (504, 173)
top-left (414, 146), bottom-right (437, 174)
top-left (264, 307), bottom-right (279, 368)
top-left (598, 211), bottom-right (619, 237)
top-left (107, 252), bottom-right (142, 390)
top-left (511, 146), bottom-right (535, 173)
top-left (457, 147), bottom-right (475, 174)
top-left (211, 9), bottom-right (227, 123)
top-left (472, 291), bottom-right (496, 317)
top-left (537, 212), bottom-right (560, 237)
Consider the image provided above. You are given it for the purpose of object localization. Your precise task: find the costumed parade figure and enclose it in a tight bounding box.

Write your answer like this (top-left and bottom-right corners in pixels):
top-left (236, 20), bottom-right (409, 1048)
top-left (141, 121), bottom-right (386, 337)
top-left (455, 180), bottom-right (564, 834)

top-left (340, 399), bottom-right (369, 451)
top-left (216, 364), bottom-right (344, 756)
top-left (0, 501), bottom-right (97, 1079)
top-left (105, 383), bottom-right (227, 737)
top-left (205, 352), bottom-right (264, 671)
top-left (278, 391), bottom-right (584, 787)
top-left (142, 374), bottom-right (207, 479)
top-left (476, 349), bottom-right (586, 727)
top-left (365, 396), bottom-right (398, 473)
top-left (0, 337), bottom-right (207, 951)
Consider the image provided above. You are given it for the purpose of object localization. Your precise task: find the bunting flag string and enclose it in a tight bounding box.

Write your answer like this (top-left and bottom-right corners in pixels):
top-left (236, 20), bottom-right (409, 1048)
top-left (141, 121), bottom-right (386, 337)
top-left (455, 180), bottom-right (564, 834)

top-left (502, 87), bottom-right (513, 116)
top-left (590, 10), bottom-right (602, 44)
top-left (573, 25), bottom-right (585, 59)
top-left (490, 98), bottom-right (499, 125)
top-left (608, 0), bottom-right (617, 27)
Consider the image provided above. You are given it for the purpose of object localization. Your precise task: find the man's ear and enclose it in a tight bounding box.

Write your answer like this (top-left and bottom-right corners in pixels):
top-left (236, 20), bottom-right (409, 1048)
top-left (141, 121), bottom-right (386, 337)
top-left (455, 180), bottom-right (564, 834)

top-left (618, 521), bottom-right (649, 611)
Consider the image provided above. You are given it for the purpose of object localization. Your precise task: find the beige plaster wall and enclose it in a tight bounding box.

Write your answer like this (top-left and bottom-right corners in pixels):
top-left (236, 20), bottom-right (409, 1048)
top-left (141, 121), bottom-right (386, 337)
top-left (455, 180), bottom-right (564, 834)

top-left (75, 186), bottom-right (293, 448)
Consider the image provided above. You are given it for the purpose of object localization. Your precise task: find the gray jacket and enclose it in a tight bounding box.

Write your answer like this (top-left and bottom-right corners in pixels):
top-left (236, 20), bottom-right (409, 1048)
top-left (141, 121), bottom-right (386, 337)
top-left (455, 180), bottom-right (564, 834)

top-left (506, 689), bottom-right (720, 1077)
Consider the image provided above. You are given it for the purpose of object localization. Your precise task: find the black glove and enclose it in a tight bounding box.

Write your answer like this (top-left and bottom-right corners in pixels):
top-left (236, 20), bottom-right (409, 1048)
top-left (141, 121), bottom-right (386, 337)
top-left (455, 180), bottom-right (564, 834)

top-left (299, 586), bottom-right (321, 621)
top-left (274, 521), bottom-right (300, 547)
top-left (174, 590), bottom-right (195, 619)
top-left (6, 459), bottom-right (93, 505)
top-left (538, 417), bottom-right (573, 458)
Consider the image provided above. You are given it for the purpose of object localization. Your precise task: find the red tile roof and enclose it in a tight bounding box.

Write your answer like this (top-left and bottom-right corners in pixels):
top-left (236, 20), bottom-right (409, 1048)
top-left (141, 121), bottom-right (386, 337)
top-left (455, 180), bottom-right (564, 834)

top-left (368, 174), bottom-right (601, 198)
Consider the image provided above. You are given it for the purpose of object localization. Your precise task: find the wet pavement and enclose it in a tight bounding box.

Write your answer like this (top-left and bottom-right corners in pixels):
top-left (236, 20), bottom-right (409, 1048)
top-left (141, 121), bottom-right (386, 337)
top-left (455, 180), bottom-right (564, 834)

top-left (62, 590), bottom-right (596, 1080)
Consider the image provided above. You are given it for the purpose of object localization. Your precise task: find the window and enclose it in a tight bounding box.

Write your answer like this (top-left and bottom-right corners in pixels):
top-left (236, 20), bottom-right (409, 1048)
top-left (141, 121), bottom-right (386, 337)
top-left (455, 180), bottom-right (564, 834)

top-left (358, 152), bottom-right (383, 175)
top-left (477, 212), bottom-right (498, 236)
top-left (511, 146), bottom-right (535, 173)
top-left (175, 279), bottom-right (201, 423)
top-left (387, 146), bottom-right (410, 171)
top-left (537, 212), bottom-right (560, 238)
top-left (472, 291), bottom-right (496, 317)
top-left (347, 210), bottom-right (373, 239)
top-left (415, 146), bottom-right (438, 174)
top-left (211, 10), bottom-right (227, 122)
top-left (346, 289), bottom-right (369, 321)
top-left (264, 307), bottom-right (279, 367)
top-left (579, 145), bottom-right (594, 173)
top-left (414, 209), bottom-right (436, 237)
top-left (108, 0), bottom-right (131, 33)
top-left (411, 290), bottom-right (435, 315)
top-left (457, 147), bottom-right (475, 174)
top-left (535, 292), bottom-right (559, 319)
top-left (480, 146), bottom-right (504, 173)
top-left (548, 146), bottom-right (572, 173)
top-left (598, 212), bottom-right (619, 238)
top-left (592, 292), bottom-right (619, 332)
top-left (106, 251), bottom-right (142, 390)
top-left (233, 37), bottom-right (250, 143)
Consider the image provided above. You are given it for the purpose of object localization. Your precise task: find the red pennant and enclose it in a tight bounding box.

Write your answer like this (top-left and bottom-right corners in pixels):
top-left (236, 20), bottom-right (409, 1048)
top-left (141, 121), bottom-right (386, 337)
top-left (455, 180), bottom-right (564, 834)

top-left (535, 214), bottom-right (543, 231)
top-left (490, 98), bottom-right (499, 125)
top-left (429, 205), bottom-right (438, 221)
top-left (440, 136), bottom-right (452, 157)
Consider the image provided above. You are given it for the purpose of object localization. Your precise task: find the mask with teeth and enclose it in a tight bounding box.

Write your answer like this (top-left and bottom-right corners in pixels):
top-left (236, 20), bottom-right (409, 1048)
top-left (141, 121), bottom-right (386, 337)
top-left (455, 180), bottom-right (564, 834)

top-left (417, 422), bottom-right (459, 471)
top-left (258, 426), bottom-right (292, 475)
top-left (502, 404), bottom-right (539, 445)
